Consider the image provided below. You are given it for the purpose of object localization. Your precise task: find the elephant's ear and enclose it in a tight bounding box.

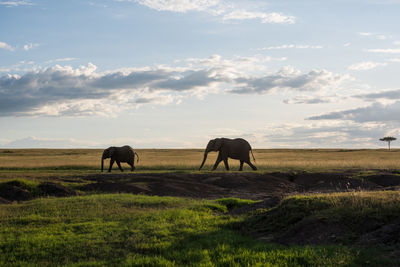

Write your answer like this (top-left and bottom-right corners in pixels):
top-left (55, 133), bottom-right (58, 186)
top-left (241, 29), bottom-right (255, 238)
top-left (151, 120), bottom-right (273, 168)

top-left (109, 147), bottom-right (116, 158)
top-left (214, 138), bottom-right (223, 150)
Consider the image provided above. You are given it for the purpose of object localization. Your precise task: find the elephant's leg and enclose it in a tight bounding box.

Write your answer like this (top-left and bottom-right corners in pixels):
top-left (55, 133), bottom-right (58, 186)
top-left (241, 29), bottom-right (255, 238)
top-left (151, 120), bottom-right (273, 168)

top-left (245, 160), bottom-right (257, 171)
top-left (212, 154), bottom-right (223, 171)
top-left (128, 162), bottom-right (135, 171)
top-left (108, 159), bottom-right (115, 172)
top-left (116, 161), bottom-right (123, 172)
top-left (239, 160), bottom-right (244, 171)
top-left (223, 158), bottom-right (230, 171)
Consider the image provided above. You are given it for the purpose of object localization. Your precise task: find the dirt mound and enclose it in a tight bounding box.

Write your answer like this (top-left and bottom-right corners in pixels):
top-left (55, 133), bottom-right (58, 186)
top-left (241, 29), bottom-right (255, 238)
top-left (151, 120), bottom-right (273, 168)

top-left (5, 171), bottom-right (397, 202)
top-left (292, 172), bottom-right (379, 192)
top-left (81, 181), bottom-right (151, 194)
top-left (79, 173), bottom-right (300, 200)
top-left (274, 218), bottom-right (351, 245)
top-left (38, 182), bottom-right (77, 197)
top-left (0, 197), bottom-right (12, 204)
top-left (0, 181), bottom-right (33, 201)
top-left (358, 222), bottom-right (400, 246)
top-left (363, 174), bottom-right (400, 187)
top-left (272, 218), bottom-right (400, 247)
top-left (0, 180), bottom-right (77, 202)
top-left (76, 171), bottom-right (399, 200)
top-left (240, 190), bottom-right (400, 249)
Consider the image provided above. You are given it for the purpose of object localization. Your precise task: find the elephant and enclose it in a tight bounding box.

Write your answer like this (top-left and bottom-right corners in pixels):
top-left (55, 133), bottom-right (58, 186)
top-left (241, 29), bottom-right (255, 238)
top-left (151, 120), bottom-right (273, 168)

top-left (101, 145), bottom-right (139, 172)
top-left (199, 138), bottom-right (257, 171)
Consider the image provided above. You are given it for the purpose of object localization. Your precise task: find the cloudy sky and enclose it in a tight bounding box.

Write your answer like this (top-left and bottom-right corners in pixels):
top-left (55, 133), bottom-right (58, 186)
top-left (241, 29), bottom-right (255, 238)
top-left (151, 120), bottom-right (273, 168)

top-left (1, 0), bottom-right (400, 148)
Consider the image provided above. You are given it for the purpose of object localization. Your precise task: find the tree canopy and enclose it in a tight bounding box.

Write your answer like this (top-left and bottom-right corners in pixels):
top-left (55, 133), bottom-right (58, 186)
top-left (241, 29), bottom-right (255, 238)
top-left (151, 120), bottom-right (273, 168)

top-left (379, 136), bottom-right (397, 150)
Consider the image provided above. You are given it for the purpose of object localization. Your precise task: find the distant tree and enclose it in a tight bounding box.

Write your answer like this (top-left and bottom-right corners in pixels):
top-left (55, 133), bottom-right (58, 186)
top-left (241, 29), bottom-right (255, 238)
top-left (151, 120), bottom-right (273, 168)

top-left (379, 136), bottom-right (397, 150)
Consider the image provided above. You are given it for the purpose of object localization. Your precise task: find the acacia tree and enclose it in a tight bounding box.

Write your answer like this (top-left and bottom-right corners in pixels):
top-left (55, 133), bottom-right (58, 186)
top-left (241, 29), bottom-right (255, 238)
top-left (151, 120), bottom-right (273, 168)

top-left (379, 136), bottom-right (397, 150)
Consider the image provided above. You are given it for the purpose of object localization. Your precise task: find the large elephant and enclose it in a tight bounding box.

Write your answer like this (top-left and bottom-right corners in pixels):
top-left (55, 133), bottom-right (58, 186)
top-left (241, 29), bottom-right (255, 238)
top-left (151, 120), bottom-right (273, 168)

top-left (101, 145), bottom-right (139, 172)
top-left (199, 138), bottom-right (257, 171)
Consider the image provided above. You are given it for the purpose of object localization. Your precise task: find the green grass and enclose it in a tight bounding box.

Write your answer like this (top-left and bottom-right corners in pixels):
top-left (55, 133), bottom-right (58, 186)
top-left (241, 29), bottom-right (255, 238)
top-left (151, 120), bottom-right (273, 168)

top-left (215, 197), bottom-right (260, 211)
top-left (0, 194), bottom-right (392, 266)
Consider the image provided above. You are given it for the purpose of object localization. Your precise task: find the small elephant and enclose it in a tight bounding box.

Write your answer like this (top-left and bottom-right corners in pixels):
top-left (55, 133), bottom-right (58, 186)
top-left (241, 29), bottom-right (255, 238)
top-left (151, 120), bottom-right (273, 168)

top-left (199, 138), bottom-right (257, 171)
top-left (101, 145), bottom-right (139, 172)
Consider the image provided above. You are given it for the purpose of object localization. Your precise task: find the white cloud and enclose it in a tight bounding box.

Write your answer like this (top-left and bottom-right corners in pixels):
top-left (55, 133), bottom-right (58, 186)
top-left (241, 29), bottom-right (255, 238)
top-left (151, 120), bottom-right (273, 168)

top-left (359, 32), bottom-right (374, 36)
top-left (308, 101), bottom-right (400, 123)
top-left (262, 120), bottom-right (393, 148)
top-left (23, 43), bottom-right (39, 51)
top-left (358, 32), bottom-right (388, 40)
top-left (230, 67), bottom-right (350, 94)
top-left (0, 136), bottom-right (101, 148)
top-left (185, 54), bottom-right (286, 77)
top-left (0, 41), bottom-right (14, 51)
top-left (367, 48), bottom-right (400, 54)
top-left (347, 61), bottom-right (387, 71)
top-left (45, 57), bottom-right (79, 63)
top-left (355, 89), bottom-right (400, 101)
top-left (115, 0), bottom-right (295, 24)
top-left (257, 44), bottom-right (323, 50)
top-left (0, 135), bottom-right (204, 148)
top-left (131, 0), bottom-right (220, 12)
top-left (0, 60), bottom-right (36, 74)
top-left (0, 56), bottom-right (350, 117)
top-left (88, 2), bottom-right (108, 8)
top-left (0, 0), bottom-right (33, 7)
top-left (283, 95), bottom-right (335, 104)
top-left (0, 61), bottom-right (216, 116)
top-left (222, 10), bottom-right (295, 24)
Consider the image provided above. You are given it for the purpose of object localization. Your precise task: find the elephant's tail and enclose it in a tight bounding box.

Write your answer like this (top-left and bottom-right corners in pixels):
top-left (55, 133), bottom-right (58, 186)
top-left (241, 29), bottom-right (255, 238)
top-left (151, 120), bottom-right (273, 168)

top-left (134, 152), bottom-right (140, 163)
top-left (250, 149), bottom-right (256, 163)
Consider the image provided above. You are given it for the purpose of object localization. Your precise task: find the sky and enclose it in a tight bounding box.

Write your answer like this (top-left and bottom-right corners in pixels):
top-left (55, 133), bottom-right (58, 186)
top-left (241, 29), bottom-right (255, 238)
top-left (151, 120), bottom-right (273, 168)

top-left (1, 0), bottom-right (400, 149)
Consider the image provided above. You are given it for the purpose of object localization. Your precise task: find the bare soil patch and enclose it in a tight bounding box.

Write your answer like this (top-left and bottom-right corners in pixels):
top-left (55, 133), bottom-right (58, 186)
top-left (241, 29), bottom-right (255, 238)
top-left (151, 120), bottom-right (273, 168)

top-left (37, 182), bottom-right (78, 197)
top-left (2, 171), bottom-right (399, 202)
top-left (0, 180), bottom-right (77, 202)
top-left (73, 170), bottom-right (400, 201)
top-left (78, 172), bottom-right (300, 200)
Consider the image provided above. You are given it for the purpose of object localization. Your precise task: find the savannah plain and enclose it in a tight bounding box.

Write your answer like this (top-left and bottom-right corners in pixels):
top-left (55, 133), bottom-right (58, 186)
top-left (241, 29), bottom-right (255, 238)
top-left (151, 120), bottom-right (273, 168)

top-left (1, 148), bottom-right (400, 266)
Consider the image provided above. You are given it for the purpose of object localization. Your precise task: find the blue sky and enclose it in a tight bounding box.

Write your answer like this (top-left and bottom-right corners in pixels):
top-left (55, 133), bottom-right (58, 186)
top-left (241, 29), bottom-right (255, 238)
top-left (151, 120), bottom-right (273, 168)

top-left (1, 0), bottom-right (400, 148)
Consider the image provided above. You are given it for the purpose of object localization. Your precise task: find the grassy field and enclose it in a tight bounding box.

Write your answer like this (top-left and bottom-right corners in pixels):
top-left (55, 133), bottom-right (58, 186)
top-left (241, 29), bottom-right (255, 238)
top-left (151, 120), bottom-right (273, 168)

top-left (0, 149), bottom-right (399, 266)
top-left (1, 148), bottom-right (400, 172)
top-left (0, 194), bottom-right (393, 266)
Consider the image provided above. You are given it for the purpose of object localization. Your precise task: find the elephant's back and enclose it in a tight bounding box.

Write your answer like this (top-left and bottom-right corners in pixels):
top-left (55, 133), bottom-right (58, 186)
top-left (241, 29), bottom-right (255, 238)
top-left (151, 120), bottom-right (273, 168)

top-left (121, 145), bottom-right (134, 151)
top-left (233, 138), bottom-right (252, 149)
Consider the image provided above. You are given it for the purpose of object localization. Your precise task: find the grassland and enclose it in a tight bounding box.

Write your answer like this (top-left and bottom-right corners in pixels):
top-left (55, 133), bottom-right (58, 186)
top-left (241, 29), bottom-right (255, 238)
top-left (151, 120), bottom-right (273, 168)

top-left (0, 149), bottom-right (399, 266)
top-left (0, 194), bottom-right (393, 266)
top-left (1, 148), bottom-right (400, 173)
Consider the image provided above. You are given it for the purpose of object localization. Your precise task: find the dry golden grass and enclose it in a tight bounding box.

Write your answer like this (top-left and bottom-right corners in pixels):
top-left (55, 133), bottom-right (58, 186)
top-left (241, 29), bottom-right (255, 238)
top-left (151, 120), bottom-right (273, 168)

top-left (1, 148), bottom-right (400, 171)
top-left (255, 149), bottom-right (400, 170)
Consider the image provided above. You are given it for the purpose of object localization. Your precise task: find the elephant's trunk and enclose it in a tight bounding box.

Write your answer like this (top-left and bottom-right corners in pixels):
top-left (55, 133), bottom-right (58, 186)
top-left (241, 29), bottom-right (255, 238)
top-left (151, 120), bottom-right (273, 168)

top-left (199, 152), bottom-right (208, 170)
top-left (101, 152), bottom-right (106, 172)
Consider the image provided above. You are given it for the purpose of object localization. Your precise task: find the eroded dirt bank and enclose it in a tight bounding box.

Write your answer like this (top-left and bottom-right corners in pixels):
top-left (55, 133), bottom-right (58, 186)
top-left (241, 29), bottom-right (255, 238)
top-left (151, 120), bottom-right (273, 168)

top-left (2, 171), bottom-right (400, 202)
top-left (76, 171), bottom-right (400, 200)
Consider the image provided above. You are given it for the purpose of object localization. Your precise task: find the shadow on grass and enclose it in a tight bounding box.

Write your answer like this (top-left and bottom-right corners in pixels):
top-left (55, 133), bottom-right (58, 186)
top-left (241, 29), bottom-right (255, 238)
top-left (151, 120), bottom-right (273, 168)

top-left (121, 226), bottom-right (391, 266)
